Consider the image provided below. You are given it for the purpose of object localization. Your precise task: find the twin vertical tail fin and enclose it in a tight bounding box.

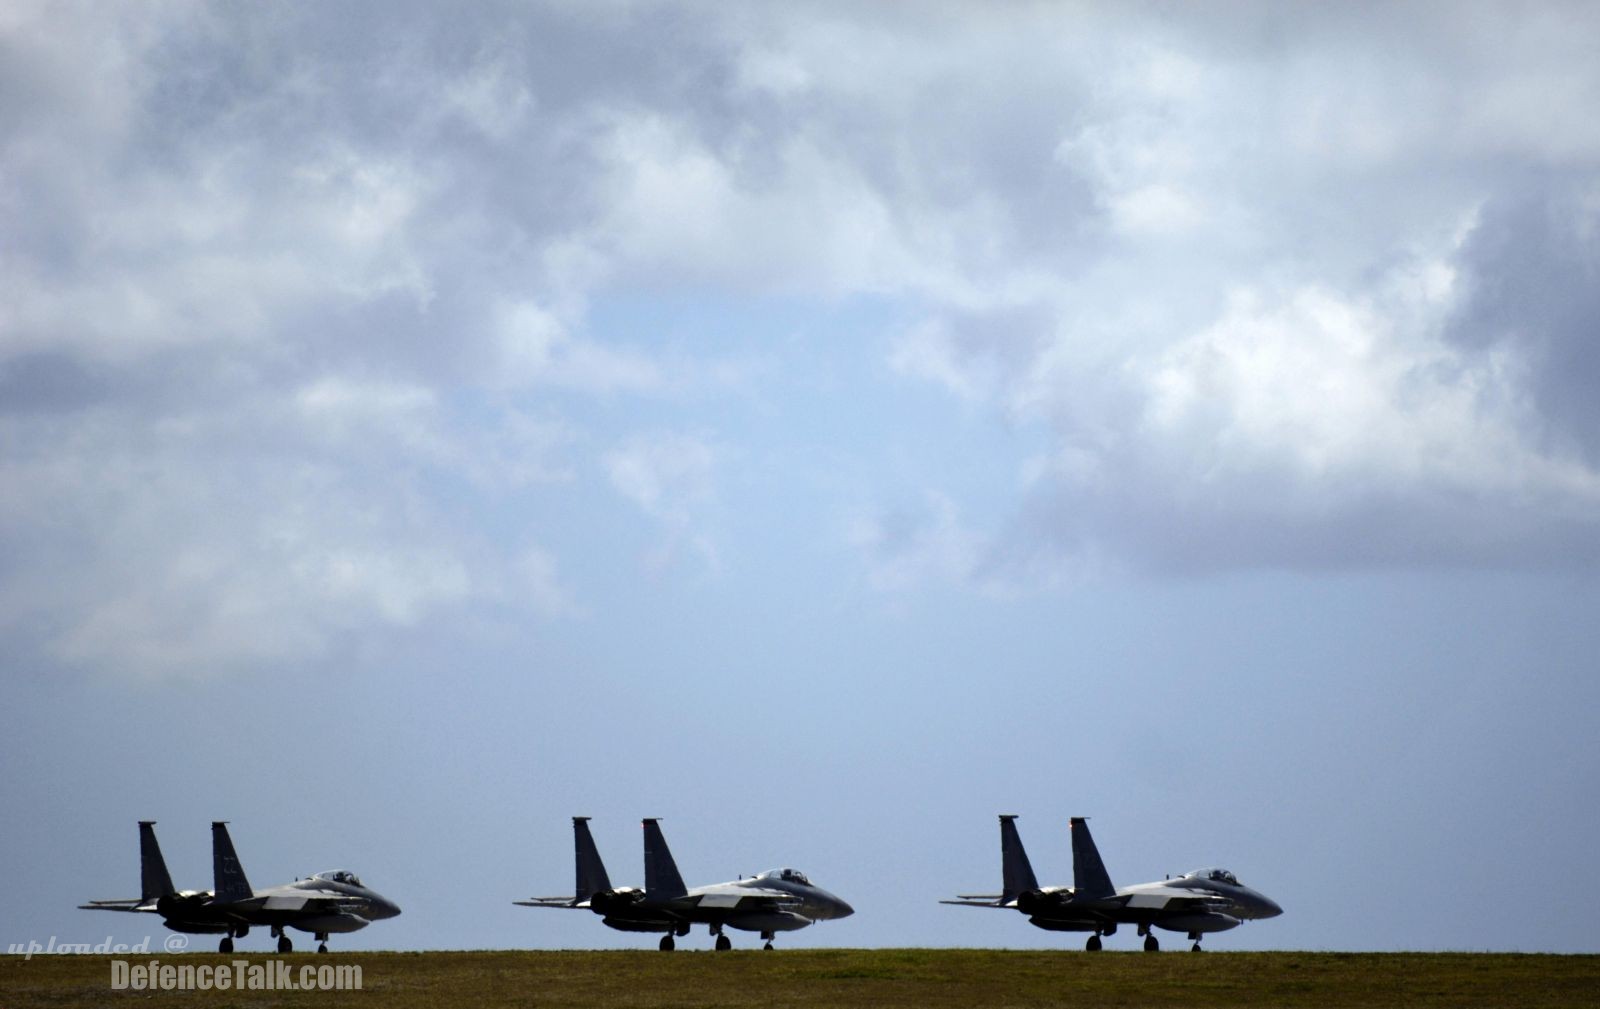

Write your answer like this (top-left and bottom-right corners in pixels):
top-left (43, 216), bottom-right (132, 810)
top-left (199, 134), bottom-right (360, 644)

top-left (138, 821), bottom-right (176, 901)
top-left (641, 818), bottom-right (688, 900)
top-left (210, 822), bottom-right (254, 903)
top-left (1069, 817), bottom-right (1115, 900)
top-left (999, 815), bottom-right (1040, 902)
top-left (572, 817), bottom-right (612, 901)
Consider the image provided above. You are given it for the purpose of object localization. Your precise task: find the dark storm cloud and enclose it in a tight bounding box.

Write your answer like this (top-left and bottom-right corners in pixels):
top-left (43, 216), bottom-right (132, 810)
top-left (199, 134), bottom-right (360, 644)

top-left (0, 353), bottom-right (113, 414)
top-left (1446, 181), bottom-right (1600, 465)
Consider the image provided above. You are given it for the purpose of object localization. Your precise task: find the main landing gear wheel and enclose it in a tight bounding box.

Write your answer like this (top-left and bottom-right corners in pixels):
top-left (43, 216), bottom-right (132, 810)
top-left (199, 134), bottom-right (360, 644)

top-left (1191, 942), bottom-right (1204, 952)
top-left (318, 943), bottom-right (329, 954)
top-left (715, 934), bottom-right (732, 952)
top-left (1085, 934), bottom-right (1102, 952)
top-left (763, 942), bottom-right (774, 951)
top-left (658, 935), bottom-right (675, 952)
top-left (219, 936), bottom-right (234, 954)
top-left (1144, 934), bottom-right (1160, 952)
top-left (278, 934), bottom-right (293, 953)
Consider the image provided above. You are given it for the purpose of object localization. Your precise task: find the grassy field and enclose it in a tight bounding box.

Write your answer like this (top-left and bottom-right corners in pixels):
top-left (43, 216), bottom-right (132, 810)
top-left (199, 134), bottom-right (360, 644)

top-left (5, 949), bottom-right (1597, 1008)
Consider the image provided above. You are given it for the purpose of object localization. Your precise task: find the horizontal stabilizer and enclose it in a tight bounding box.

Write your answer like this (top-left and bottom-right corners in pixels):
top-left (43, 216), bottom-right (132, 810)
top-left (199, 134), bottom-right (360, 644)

top-left (514, 897), bottom-right (586, 908)
top-left (78, 899), bottom-right (154, 912)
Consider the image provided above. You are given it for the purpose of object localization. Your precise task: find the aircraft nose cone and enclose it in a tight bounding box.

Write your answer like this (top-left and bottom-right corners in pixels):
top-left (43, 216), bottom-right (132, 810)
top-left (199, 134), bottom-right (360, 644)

top-left (831, 896), bottom-right (854, 919)
top-left (1257, 895), bottom-right (1283, 919)
top-left (374, 897), bottom-right (402, 919)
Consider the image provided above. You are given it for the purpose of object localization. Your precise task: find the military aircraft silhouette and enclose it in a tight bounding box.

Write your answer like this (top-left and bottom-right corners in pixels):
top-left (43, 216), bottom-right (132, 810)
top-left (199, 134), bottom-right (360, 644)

top-left (80, 821), bottom-right (400, 953)
top-left (944, 815), bottom-right (1281, 951)
top-left (518, 817), bottom-right (853, 950)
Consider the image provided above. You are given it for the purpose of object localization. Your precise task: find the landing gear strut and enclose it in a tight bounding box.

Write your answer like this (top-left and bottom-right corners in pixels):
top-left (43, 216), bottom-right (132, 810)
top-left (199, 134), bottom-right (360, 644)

top-left (316, 931), bottom-right (330, 954)
top-left (1189, 931), bottom-right (1204, 952)
top-left (712, 925), bottom-right (732, 952)
top-left (219, 925), bottom-right (246, 953)
top-left (762, 930), bottom-right (775, 951)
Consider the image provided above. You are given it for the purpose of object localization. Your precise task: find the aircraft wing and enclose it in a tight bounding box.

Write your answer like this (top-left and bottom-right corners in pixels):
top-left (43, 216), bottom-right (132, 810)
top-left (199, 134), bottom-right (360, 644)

top-left (78, 899), bottom-right (157, 912)
top-left (1112, 885), bottom-right (1231, 911)
top-left (514, 896), bottom-right (588, 909)
top-left (685, 885), bottom-right (800, 911)
top-left (258, 893), bottom-right (365, 913)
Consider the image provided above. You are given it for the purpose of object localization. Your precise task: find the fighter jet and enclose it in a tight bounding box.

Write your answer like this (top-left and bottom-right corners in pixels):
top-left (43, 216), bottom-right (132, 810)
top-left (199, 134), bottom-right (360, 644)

top-left (79, 821), bottom-right (401, 953)
top-left (516, 817), bottom-right (853, 950)
top-left (943, 815), bottom-right (1281, 951)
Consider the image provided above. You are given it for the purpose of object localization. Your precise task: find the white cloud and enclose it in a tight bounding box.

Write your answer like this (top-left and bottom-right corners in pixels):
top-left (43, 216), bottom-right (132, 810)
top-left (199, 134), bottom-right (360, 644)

top-left (0, 368), bottom-right (587, 679)
top-left (849, 492), bottom-right (989, 594)
top-left (516, 545), bottom-right (582, 619)
top-left (0, 421), bottom-right (473, 679)
top-left (441, 52), bottom-right (534, 141)
top-left (1138, 283), bottom-right (1568, 497)
top-left (889, 319), bottom-right (992, 404)
top-left (585, 111), bottom-right (928, 296)
top-left (983, 257), bottom-right (1600, 575)
top-left (6, 1), bottom-right (1600, 675)
top-left (605, 432), bottom-right (720, 572)
top-left (606, 432), bottom-right (715, 516)
top-left (493, 298), bottom-right (665, 393)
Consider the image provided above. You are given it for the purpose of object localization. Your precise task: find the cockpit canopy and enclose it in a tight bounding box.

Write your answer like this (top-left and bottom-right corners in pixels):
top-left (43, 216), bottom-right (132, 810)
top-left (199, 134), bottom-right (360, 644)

top-left (1188, 867), bottom-right (1239, 886)
top-left (314, 870), bottom-right (364, 888)
top-left (760, 868), bottom-right (811, 886)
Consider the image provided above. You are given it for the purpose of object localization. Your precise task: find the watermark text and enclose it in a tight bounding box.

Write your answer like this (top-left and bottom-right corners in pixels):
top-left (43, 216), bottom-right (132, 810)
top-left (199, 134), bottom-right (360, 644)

top-left (8, 936), bottom-right (182, 959)
top-left (110, 958), bottom-right (362, 991)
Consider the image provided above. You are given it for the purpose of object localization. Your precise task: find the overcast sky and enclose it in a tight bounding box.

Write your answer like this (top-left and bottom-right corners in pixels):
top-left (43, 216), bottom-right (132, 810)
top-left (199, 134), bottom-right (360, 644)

top-left (4, 1), bottom-right (1598, 954)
